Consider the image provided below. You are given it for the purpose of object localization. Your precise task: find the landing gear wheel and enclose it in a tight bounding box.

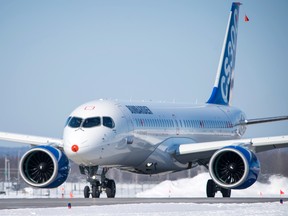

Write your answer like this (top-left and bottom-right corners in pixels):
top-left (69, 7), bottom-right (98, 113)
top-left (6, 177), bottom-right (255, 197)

top-left (81, 166), bottom-right (116, 199)
top-left (221, 188), bottom-right (231, 197)
top-left (206, 179), bottom-right (216, 197)
top-left (105, 179), bottom-right (116, 198)
top-left (84, 186), bottom-right (90, 198)
top-left (92, 185), bottom-right (101, 198)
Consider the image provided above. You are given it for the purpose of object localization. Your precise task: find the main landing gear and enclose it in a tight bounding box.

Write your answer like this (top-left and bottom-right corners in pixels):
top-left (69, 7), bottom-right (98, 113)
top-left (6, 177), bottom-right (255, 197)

top-left (80, 165), bottom-right (116, 198)
top-left (206, 179), bottom-right (231, 198)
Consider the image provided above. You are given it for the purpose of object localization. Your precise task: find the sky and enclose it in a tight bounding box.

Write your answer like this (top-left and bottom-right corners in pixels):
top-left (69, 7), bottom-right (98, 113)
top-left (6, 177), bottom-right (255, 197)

top-left (0, 0), bottom-right (287, 147)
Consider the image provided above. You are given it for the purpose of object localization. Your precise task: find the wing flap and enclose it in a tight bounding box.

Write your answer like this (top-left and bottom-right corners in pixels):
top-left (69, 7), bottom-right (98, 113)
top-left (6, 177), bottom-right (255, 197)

top-left (0, 131), bottom-right (63, 147)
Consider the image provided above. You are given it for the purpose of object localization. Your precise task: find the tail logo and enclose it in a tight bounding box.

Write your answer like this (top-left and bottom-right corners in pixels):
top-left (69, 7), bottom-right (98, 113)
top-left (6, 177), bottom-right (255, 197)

top-left (207, 2), bottom-right (241, 105)
top-left (221, 8), bottom-right (239, 104)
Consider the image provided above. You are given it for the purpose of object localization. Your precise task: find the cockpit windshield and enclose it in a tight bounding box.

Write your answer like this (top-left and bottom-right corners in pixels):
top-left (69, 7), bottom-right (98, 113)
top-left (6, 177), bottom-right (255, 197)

top-left (66, 116), bottom-right (115, 129)
top-left (68, 117), bottom-right (83, 128)
top-left (83, 117), bottom-right (101, 128)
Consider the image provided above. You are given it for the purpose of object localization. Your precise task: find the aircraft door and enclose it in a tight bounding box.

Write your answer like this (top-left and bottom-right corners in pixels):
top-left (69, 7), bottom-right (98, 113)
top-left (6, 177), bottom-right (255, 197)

top-left (172, 114), bottom-right (180, 135)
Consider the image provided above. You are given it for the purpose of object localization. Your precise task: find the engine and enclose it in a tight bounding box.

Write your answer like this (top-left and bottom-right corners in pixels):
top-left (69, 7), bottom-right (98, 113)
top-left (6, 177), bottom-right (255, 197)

top-left (19, 146), bottom-right (70, 188)
top-left (209, 146), bottom-right (260, 189)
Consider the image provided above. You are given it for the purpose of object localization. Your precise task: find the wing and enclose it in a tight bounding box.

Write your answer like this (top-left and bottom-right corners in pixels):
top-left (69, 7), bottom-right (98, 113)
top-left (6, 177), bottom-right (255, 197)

top-left (0, 131), bottom-right (63, 148)
top-left (173, 135), bottom-right (288, 164)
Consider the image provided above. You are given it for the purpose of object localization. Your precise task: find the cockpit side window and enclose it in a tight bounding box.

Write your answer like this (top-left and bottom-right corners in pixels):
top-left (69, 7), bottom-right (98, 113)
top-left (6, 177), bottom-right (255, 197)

top-left (83, 117), bottom-right (101, 128)
top-left (103, 116), bottom-right (115, 128)
top-left (65, 116), bottom-right (72, 127)
top-left (68, 117), bottom-right (83, 128)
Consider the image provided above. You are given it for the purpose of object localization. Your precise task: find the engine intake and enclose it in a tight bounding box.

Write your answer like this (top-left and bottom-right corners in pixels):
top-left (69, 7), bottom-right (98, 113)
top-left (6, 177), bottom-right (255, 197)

top-left (209, 146), bottom-right (260, 189)
top-left (19, 146), bottom-right (70, 188)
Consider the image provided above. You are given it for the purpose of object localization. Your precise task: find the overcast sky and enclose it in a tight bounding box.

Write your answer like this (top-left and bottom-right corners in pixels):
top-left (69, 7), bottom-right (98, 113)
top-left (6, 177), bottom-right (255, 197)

top-left (0, 0), bottom-right (287, 147)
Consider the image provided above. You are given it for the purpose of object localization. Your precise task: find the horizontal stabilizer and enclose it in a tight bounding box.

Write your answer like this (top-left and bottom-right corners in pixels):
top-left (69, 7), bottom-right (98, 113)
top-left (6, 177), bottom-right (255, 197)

top-left (238, 116), bottom-right (288, 125)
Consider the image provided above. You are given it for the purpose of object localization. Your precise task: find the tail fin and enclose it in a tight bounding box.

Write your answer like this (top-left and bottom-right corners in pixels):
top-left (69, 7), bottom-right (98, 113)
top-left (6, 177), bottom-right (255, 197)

top-left (207, 2), bottom-right (241, 106)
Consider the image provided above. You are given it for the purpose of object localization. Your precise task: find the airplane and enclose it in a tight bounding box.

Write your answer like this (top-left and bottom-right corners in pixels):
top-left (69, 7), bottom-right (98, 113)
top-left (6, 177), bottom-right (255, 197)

top-left (0, 2), bottom-right (288, 198)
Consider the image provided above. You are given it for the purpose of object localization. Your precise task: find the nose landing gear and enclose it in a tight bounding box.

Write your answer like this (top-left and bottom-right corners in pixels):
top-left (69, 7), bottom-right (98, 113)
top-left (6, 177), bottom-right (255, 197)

top-left (80, 165), bottom-right (116, 198)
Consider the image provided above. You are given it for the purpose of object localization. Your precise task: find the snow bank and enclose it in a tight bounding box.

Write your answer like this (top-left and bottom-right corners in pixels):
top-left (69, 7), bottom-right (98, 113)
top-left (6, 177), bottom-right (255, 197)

top-left (137, 173), bottom-right (288, 198)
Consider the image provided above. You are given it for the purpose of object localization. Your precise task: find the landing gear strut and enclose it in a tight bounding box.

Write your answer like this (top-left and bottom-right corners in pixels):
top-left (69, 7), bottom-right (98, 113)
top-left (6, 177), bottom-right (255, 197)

top-left (80, 165), bottom-right (116, 198)
top-left (206, 179), bottom-right (231, 198)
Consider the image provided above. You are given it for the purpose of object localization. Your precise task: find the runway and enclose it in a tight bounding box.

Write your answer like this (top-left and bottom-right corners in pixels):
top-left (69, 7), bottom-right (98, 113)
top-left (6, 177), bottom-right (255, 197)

top-left (0, 198), bottom-right (287, 209)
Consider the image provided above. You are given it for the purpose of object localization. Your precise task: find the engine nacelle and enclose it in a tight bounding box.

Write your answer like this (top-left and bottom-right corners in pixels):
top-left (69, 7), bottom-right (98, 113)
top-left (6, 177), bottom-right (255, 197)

top-left (19, 146), bottom-right (70, 188)
top-left (209, 146), bottom-right (260, 189)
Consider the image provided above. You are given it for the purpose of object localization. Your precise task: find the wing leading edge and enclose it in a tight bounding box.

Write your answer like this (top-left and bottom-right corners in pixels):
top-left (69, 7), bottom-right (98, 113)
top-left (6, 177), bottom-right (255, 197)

top-left (174, 135), bottom-right (288, 164)
top-left (0, 131), bottom-right (63, 148)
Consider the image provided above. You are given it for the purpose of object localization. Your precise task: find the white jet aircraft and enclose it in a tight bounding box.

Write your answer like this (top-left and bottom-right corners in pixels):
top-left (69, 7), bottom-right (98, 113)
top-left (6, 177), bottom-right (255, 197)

top-left (1, 2), bottom-right (288, 198)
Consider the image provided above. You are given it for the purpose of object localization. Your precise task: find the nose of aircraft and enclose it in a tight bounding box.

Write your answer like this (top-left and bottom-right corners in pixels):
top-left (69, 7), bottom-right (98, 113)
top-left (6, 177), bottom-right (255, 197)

top-left (63, 128), bottom-right (105, 165)
top-left (71, 144), bottom-right (79, 153)
top-left (63, 139), bottom-right (90, 164)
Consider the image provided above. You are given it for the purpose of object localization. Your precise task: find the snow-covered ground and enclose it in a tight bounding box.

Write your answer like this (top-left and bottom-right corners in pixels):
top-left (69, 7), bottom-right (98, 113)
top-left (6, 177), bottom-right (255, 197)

top-left (0, 202), bottom-right (288, 216)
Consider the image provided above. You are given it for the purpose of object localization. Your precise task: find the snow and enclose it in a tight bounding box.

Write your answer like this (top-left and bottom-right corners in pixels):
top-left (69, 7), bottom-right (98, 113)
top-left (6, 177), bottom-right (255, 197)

top-left (0, 203), bottom-right (288, 216)
top-left (137, 173), bottom-right (288, 198)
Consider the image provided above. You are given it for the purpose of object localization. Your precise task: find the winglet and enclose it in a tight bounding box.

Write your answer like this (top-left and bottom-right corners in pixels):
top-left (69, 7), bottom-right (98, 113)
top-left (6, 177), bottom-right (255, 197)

top-left (207, 2), bottom-right (241, 106)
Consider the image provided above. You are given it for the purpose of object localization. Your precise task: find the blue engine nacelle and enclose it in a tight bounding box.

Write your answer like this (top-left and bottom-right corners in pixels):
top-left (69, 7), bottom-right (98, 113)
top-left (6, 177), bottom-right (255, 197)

top-left (209, 146), bottom-right (260, 189)
top-left (19, 146), bottom-right (70, 188)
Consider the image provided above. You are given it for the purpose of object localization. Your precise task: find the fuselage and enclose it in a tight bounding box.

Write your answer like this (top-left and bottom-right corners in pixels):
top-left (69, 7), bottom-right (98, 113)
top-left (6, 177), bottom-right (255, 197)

top-left (63, 99), bottom-right (246, 175)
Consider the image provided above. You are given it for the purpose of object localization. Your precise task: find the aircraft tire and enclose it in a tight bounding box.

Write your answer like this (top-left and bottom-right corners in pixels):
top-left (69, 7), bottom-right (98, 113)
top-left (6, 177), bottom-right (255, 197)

top-left (206, 179), bottom-right (216, 198)
top-left (221, 188), bottom-right (231, 197)
top-left (92, 185), bottom-right (101, 198)
top-left (106, 179), bottom-right (116, 198)
top-left (84, 186), bottom-right (90, 198)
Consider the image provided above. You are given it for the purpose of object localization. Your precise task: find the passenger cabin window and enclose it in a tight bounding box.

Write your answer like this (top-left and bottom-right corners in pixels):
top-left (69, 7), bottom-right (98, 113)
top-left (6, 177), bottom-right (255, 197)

top-left (103, 117), bottom-right (115, 128)
top-left (68, 117), bottom-right (83, 128)
top-left (83, 117), bottom-right (101, 128)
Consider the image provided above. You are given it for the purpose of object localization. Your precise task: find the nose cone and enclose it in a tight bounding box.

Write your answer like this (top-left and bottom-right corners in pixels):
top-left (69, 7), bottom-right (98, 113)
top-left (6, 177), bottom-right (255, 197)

top-left (71, 144), bottom-right (79, 153)
top-left (63, 124), bottom-right (113, 165)
top-left (64, 140), bottom-right (89, 164)
top-left (63, 127), bottom-right (102, 165)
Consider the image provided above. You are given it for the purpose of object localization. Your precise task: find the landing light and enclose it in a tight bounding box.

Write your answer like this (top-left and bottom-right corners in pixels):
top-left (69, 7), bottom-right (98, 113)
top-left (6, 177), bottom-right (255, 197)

top-left (146, 162), bottom-right (153, 167)
top-left (71, 144), bottom-right (79, 153)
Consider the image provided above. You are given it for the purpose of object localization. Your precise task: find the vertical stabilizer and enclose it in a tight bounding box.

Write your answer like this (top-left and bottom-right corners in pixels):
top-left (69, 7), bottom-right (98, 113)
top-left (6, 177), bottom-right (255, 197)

top-left (207, 2), bottom-right (241, 106)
